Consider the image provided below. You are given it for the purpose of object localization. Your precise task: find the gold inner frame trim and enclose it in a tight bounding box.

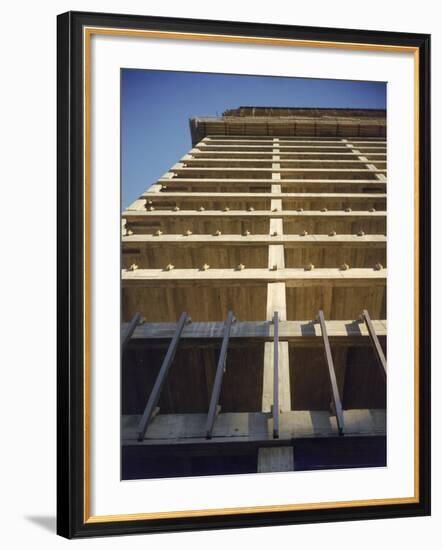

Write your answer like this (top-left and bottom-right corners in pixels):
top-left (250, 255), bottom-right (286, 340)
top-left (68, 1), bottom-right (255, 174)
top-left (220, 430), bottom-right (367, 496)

top-left (82, 26), bottom-right (421, 524)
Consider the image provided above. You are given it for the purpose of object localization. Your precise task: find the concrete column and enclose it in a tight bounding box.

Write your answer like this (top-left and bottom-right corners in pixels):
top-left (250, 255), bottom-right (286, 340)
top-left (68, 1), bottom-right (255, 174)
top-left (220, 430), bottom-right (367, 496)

top-left (259, 137), bottom-right (292, 472)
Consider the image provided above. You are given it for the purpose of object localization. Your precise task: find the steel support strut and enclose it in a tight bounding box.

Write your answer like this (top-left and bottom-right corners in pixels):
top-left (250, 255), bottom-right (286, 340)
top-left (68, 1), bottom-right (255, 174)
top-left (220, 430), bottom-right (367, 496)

top-left (317, 310), bottom-right (344, 435)
top-left (137, 312), bottom-right (188, 441)
top-left (205, 311), bottom-right (235, 439)
top-left (361, 309), bottom-right (387, 382)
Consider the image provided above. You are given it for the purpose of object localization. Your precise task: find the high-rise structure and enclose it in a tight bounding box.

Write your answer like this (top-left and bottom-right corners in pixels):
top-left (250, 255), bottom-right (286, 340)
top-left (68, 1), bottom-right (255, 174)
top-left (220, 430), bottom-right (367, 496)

top-left (121, 107), bottom-right (387, 479)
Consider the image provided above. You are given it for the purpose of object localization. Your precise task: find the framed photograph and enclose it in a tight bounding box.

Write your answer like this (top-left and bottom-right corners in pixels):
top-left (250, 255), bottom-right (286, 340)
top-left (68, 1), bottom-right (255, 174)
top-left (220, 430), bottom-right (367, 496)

top-left (57, 11), bottom-right (431, 538)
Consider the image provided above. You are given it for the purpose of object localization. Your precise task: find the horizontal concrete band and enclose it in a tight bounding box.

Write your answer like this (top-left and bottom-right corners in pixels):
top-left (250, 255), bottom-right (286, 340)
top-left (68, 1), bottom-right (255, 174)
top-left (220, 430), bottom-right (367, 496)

top-left (142, 192), bottom-right (387, 200)
top-left (200, 137), bottom-right (386, 142)
top-left (182, 158), bottom-right (387, 164)
top-left (200, 143), bottom-right (386, 147)
top-left (122, 409), bottom-right (386, 444)
top-left (159, 178), bottom-right (387, 184)
top-left (200, 138), bottom-right (386, 144)
top-left (122, 267), bottom-right (387, 286)
top-left (192, 151), bottom-right (387, 156)
top-left (123, 319), bottom-right (387, 341)
top-left (198, 147), bottom-right (386, 153)
top-left (172, 167), bottom-right (387, 173)
top-left (123, 210), bottom-right (386, 219)
top-left (122, 234), bottom-right (386, 245)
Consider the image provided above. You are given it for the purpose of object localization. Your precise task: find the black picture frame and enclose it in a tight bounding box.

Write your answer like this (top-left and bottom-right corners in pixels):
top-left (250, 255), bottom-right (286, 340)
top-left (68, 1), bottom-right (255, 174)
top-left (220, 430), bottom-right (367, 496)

top-left (57, 10), bottom-right (431, 538)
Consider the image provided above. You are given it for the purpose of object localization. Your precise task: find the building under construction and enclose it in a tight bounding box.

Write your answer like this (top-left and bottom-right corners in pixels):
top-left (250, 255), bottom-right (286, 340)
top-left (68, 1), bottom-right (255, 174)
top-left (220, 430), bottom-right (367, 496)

top-left (121, 107), bottom-right (387, 479)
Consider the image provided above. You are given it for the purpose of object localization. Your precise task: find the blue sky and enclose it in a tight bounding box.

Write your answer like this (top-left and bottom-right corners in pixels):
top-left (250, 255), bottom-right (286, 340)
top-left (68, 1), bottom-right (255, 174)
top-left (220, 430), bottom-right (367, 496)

top-left (121, 70), bottom-right (386, 209)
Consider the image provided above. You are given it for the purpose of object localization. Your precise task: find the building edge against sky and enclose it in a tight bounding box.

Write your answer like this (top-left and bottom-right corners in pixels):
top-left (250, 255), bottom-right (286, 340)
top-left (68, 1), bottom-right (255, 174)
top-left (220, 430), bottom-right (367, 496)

top-left (121, 70), bottom-right (386, 210)
top-left (120, 107), bottom-right (387, 479)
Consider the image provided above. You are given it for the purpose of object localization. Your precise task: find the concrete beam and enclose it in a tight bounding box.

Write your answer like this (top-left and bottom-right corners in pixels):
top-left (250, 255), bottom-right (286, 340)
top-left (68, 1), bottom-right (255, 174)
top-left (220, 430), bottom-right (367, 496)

top-left (122, 267), bottom-right (387, 286)
top-left (142, 191), bottom-right (387, 201)
top-left (193, 151), bottom-right (387, 157)
top-left (123, 210), bottom-right (387, 220)
top-left (198, 142), bottom-right (386, 147)
top-left (183, 158), bottom-right (387, 165)
top-left (123, 319), bottom-right (387, 343)
top-left (158, 177), bottom-right (387, 185)
top-left (170, 167), bottom-right (387, 175)
top-left (123, 234), bottom-right (387, 245)
top-left (122, 409), bottom-right (386, 444)
top-left (201, 138), bottom-right (386, 145)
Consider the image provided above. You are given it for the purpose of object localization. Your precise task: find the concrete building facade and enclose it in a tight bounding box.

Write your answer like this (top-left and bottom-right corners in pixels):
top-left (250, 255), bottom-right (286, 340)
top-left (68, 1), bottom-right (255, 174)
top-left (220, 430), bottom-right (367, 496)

top-left (121, 107), bottom-right (387, 479)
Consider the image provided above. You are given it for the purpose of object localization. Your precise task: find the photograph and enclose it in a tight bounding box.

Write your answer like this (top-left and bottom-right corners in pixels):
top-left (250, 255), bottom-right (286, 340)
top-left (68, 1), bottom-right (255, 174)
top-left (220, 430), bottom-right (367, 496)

top-left (120, 70), bottom-right (388, 480)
